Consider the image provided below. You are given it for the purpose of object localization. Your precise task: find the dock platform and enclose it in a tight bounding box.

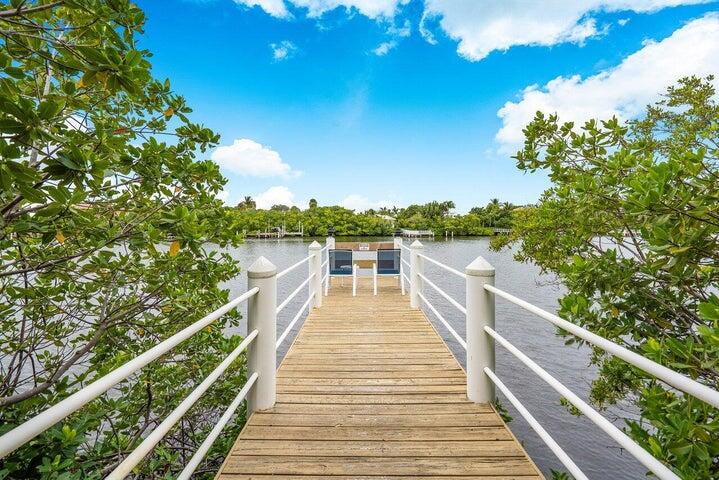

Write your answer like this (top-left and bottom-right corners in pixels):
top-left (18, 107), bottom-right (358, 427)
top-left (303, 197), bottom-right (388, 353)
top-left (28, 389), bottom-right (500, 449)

top-left (215, 277), bottom-right (543, 479)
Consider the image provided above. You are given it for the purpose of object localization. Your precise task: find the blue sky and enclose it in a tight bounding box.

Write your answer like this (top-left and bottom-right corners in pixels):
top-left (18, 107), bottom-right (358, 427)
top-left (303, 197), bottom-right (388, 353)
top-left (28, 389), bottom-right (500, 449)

top-left (135, 0), bottom-right (718, 212)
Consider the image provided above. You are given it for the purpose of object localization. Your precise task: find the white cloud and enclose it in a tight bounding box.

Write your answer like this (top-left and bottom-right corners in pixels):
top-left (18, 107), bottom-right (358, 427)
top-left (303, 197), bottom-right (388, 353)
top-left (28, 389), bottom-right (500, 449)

top-left (373, 40), bottom-right (397, 56)
top-left (211, 139), bottom-right (301, 178)
top-left (617, 17), bottom-right (631, 25)
top-left (340, 194), bottom-right (394, 211)
top-left (387, 18), bottom-right (411, 37)
top-left (288, 0), bottom-right (406, 18)
top-left (233, 0), bottom-right (289, 17)
top-left (235, 0), bottom-right (407, 19)
top-left (270, 40), bottom-right (298, 61)
top-left (422, 0), bottom-right (711, 61)
top-left (216, 189), bottom-right (230, 204)
top-left (372, 18), bottom-right (411, 55)
top-left (495, 13), bottom-right (719, 152)
top-left (254, 186), bottom-right (296, 209)
top-left (419, 10), bottom-right (439, 45)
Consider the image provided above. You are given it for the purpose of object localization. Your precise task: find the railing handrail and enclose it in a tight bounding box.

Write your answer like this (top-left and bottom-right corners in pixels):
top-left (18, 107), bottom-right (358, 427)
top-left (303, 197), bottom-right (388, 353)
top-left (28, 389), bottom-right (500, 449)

top-left (176, 372), bottom-right (258, 480)
top-left (276, 295), bottom-right (313, 349)
top-left (417, 271), bottom-right (467, 315)
top-left (418, 252), bottom-right (466, 279)
top-left (484, 367), bottom-right (587, 480)
top-left (484, 284), bottom-right (719, 409)
top-left (277, 273), bottom-right (315, 314)
top-left (418, 291), bottom-right (466, 349)
top-left (0, 286), bottom-right (260, 459)
top-left (106, 329), bottom-right (259, 479)
top-left (406, 249), bottom-right (710, 478)
top-left (485, 325), bottom-right (679, 480)
top-left (277, 253), bottom-right (314, 279)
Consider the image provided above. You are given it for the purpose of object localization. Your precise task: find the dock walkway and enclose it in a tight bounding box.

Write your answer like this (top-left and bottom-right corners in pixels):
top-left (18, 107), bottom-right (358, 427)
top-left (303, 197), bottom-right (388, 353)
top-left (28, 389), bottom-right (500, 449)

top-left (216, 277), bottom-right (543, 479)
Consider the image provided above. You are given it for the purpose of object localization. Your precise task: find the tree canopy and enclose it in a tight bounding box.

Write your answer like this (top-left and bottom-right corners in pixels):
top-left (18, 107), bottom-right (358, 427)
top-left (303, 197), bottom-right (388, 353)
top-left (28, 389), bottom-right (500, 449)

top-left (230, 199), bottom-right (516, 237)
top-left (0, 2), bottom-right (245, 478)
top-left (494, 76), bottom-right (719, 478)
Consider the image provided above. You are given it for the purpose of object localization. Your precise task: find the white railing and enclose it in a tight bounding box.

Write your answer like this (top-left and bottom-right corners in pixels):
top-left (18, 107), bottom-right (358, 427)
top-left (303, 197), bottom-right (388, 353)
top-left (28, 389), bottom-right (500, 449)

top-left (398, 238), bottom-right (719, 480)
top-left (417, 291), bottom-right (466, 349)
top-left (0, 238), bottom-right (333, 478)
top-left (483, 367), bottom-right (587, 480)
top-left (418, 252), bottom-right (466, 279)
top-left (277, 274), bottom-right (314, 314)
top-left (484, 284), bottom-right (719, 409)
top-left (276, 253), bottom-right (313, 280)
top-left (107, 330), bottom-right (259, 479)
top-left (0, 287), bottom-right (260, 460)
top-left (417, 271), bottom-right (466, 315)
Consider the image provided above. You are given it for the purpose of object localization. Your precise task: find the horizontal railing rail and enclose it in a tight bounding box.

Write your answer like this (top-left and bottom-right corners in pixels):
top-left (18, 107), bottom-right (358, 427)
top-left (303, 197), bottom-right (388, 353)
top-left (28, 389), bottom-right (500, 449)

top-left (484, 284), bottom-right (719, 409)
top-left (107, 330), bottom-right (259, 479)
top-left (485, 326), bottom-right (679, 480)
top-left (404, 240), bottom-right (468, 351)
top-left (398, 239), bottom-right (716, 479)
top-left (176, 372), bottom-right (258, 480)
top-left (277, 273), bottom-right (314, 314)
top-left (277, 253), bottom-right (314, 280)
top-left (0, 287), bottom-right (260, 459)
top-left (418, 252), bottom-right (466, 279)
top-left (276, 240), bottom-right (325, 349)
top-left (484, 367), bottom-right (587, 480)
top-left (276, 295), bottom-right (313, 349)
top-left (417, 271), bottom-right (466, 315)
top-left (418, 291), bottom-right (466, 349)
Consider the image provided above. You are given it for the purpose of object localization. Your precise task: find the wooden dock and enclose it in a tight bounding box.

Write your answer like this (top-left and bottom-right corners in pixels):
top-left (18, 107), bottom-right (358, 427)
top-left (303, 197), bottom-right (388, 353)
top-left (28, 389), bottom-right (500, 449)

top-left (216, 276), bottom-right (543, 479)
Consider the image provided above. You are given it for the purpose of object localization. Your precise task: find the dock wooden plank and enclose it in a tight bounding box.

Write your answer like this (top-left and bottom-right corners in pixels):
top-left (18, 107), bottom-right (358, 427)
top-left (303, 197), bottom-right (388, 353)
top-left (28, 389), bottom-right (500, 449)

top-left (215, 276), bottom-right (543, 479)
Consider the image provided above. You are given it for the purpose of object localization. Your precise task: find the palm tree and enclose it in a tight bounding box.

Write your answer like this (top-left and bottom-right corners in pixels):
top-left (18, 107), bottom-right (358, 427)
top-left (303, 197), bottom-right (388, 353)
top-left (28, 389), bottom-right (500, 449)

top-left (237, 196), bottom-right (256, 210)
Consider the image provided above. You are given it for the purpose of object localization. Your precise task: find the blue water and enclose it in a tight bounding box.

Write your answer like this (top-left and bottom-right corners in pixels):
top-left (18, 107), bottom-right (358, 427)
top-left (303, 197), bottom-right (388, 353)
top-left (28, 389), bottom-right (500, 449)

top-left (221, 236), bottom-right (645, 479)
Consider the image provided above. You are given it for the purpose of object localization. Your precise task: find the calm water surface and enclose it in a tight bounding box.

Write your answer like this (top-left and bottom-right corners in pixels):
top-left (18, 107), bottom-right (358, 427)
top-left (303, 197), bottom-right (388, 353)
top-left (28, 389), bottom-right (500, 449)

top-left (220, 237), bottom-right (645, 479)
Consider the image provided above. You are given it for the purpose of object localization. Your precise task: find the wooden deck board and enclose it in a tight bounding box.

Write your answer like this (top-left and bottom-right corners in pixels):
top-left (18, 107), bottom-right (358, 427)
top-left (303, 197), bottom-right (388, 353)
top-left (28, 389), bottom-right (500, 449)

top-left (215, 276), bottom-right (543, 479)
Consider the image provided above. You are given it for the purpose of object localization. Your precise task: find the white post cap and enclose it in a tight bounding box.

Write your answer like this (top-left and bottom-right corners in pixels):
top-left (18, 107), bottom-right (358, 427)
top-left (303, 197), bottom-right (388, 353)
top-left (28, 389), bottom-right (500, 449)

top-left (466, 256), bottom-right (495, 277)
top-left (248, 256), bottom-right (277, 279)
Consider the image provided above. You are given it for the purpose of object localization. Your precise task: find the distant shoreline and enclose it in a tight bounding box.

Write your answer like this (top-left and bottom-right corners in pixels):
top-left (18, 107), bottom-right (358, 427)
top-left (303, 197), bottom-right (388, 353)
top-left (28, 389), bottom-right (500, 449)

top-left (242, 234), bottom-right (498, 240)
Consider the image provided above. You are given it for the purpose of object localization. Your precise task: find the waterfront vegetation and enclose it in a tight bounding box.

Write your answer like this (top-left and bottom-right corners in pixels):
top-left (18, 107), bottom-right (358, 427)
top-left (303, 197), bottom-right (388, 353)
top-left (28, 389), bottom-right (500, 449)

top-left (0, 2), bottom-right (244, 479)
top-left (229, 199), bottom-right (516, 237)
top-left (494, 77), bottom-right (719, 479)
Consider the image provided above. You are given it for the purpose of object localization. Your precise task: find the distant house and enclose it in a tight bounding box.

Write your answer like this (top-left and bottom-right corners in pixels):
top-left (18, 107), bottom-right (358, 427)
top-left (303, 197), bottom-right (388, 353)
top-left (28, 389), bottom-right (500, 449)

top-left (378, 214), bottom-right (396, 225)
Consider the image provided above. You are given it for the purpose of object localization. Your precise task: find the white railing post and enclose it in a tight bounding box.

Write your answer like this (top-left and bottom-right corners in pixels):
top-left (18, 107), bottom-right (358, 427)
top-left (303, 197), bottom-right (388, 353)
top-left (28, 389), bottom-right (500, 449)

top-left (325, 236), bottom-right (334, 296)
top-left (372, 262), bottom-right (378, 296)
top-left (309, 241), bottom-right (322, 308)
top-left (247, 256), bottom-right (277, 413)
top-left (466, 256), bottom-right (495, 403)
top-left (409, 240), bottom-right (423, 308)
top-left (394, 237), bottom-right (403, 291)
